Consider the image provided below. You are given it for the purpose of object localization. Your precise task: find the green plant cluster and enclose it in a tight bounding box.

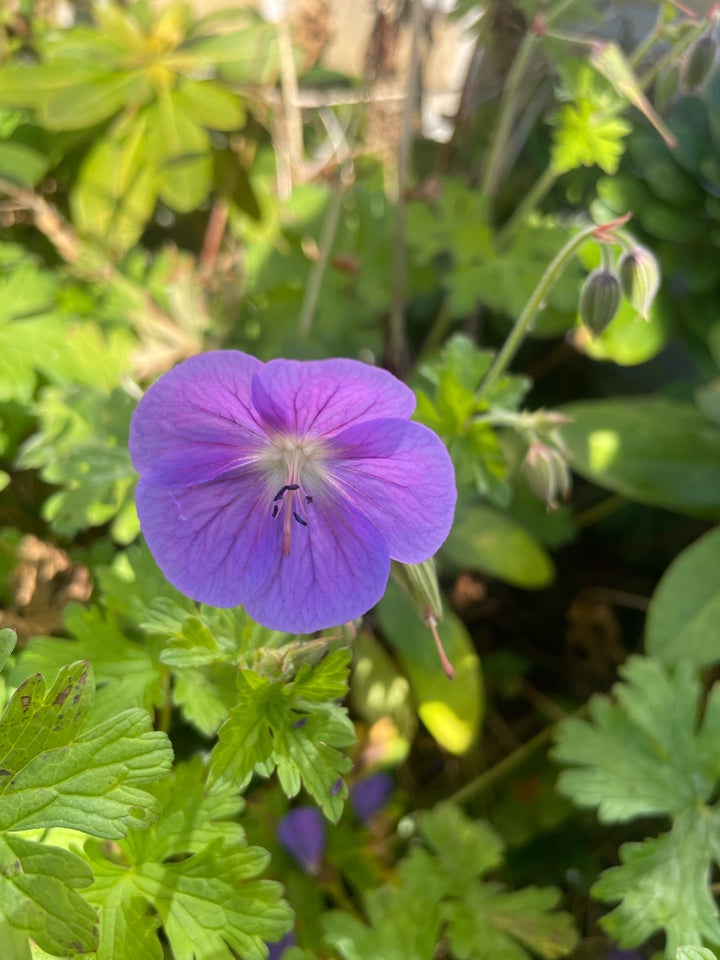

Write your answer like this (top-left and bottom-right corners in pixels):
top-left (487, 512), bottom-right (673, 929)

top-left (1, 0), bottom-right (720, 958)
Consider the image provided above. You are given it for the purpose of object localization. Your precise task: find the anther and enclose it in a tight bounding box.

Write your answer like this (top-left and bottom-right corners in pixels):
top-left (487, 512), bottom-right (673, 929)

top-left (306, 495), bottom-right (314, 504)
top-left (273, 483), bottom-right (300, 502)
top-left (271, 504), bottom-right (279, 519)
top-left (293, 512), bottom-right (307, 527)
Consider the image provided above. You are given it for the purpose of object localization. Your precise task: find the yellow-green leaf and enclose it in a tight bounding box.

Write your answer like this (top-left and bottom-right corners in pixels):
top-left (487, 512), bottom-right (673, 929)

top-left (376, 583), bottom-right (483, 756)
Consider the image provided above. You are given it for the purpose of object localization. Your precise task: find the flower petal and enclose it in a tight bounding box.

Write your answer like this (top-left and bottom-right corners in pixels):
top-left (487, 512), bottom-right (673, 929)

top-left (130, 351), bottom-right (266, 488)
top-left (135, 474), bottom-right (275, 607)
top-left (250, 358), bottom-right (416, 439)
top-left (243, 493), bottom-right (391, 634)
top-left (327, 418), bottom-right (456, 564)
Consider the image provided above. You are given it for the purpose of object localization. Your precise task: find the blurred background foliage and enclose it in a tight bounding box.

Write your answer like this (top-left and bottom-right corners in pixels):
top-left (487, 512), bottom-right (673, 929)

top-left (2, 0), bottom-right (720, 958)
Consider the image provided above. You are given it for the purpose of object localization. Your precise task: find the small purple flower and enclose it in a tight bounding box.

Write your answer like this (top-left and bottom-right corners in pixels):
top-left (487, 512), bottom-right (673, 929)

top-left (266, 931), bottom-right (296, 960)
top-left (277, 806), bottom-right (326, 874)
top-left (350, 772), bottom-right (394, 824)
top-left (129, 351), bottom-right (456, 633)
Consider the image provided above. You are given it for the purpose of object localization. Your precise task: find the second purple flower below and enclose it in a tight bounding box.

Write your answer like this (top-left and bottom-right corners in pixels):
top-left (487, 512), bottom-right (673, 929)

top-left (129, 351), bottom-right (456, 634)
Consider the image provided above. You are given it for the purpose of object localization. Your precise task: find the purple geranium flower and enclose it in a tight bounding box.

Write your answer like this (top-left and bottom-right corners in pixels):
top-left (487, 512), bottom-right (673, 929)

top-left (277, 806), bottom-right (326, 874)
top-left (266, 931), bottom-right (297, 960)
top-left (129, 351), bottom-right (456, 634)
top-left (350, 772), bottom-right (394, 824)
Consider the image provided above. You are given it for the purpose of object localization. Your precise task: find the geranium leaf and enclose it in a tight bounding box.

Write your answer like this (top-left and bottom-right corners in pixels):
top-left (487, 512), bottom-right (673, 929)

top-left (0, 834), bottom-right (98, 957)
top-left (0, 648), bottom-right (172, 958)
top-left (325, 804), bottom-right (576, 960)
top-left (209, 650), bottom-right (355, 820)
top-left (593, 811), bottom-right (720, 954)
top-left (85, 759), bottom-right (292, 960)
top-left (554, 656), bottom-right (720, 821)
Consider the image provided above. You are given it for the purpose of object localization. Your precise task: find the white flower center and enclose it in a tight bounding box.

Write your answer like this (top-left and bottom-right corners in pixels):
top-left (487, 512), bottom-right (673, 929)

top-left (260, 435), bottom-right (328, 557)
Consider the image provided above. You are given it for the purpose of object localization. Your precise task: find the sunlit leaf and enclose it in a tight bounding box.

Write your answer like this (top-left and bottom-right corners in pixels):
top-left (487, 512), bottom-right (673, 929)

top-left (376, 582), bottom-right (483, 755)
top-left (560, 399), bottom-right (720, 518)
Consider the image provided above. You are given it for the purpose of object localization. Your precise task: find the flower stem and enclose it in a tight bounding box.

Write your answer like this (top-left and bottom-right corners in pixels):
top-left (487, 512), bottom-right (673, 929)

top-left (639, 13), bottom-right (709, 89)
top-left (297, 166), bottom-right (352, 338)
top-left (477, 220), bottom-right (607, 401)
top-left (449, 703), bottom-right (587, 806)
top-left (480, 30), bottom-right (538, 206)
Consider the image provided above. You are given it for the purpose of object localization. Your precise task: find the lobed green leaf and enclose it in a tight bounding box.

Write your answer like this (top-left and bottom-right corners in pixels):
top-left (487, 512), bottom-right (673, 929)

top-left (210, 650), bottom-right (355, 820)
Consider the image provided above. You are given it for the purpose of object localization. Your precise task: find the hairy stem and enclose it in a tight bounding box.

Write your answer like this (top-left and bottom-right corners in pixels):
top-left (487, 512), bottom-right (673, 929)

top-left (297, 168), bottom-right (352, 338)
top-left (477, 220), bottom-right (605, 400)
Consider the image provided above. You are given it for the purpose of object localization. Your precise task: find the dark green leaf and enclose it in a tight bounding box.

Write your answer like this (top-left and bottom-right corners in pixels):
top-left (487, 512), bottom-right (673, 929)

top-left (560, 399), bottom-right (720, 518)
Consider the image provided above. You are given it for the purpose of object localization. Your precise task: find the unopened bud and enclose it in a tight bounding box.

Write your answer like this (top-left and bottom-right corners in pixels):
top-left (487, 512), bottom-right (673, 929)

top-left (579, 268), bottom-right (621, 336)
top-left (619, 245), bottom-right (660, 319)
top-left (522, 442), bottom-right (571, 510)
top-left (683, 35), bottom-right (717, 91)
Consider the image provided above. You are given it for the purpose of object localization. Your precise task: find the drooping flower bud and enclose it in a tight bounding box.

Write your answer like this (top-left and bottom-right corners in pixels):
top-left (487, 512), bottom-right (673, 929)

top-left (522, 442), bottom-right (571, 511)
top-left (683, 35), bottom-right (717, 92)
top-left (579, 268), bottom-right (621, 336)
top-left (618, 245), bottom-right (660, 319)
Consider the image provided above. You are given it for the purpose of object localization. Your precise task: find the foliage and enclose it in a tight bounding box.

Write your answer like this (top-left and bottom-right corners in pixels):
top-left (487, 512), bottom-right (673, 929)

top-left (592, 70), bottom-right (720, 363)
top-left (0, 628), bottom-right (173, 958)
top-left (0, 0), bottom-right (719, 958)
top-left (554, 655), bottom-right (720, 953)
top-left (324, 803), bottom-right (578, 960)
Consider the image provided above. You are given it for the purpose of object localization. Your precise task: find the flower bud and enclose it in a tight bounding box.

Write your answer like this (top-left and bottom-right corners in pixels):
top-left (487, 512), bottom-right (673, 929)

top-left (683, 35), bottom-right (717, 91)
top-left (618, 245), bottom-right (660, 319)
top-left (579, 268), bottom-right (621, 336)
top-left (522, 442), bottom-right (571, 510)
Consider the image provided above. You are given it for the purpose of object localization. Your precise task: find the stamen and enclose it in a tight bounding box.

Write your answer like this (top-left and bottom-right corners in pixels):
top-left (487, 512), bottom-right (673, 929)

top-left (271, 504), bottom-right (279, 519)
top-left (273, 483), bottom-right (300, 502)
top-left (306, 495), bottom-right (314, 504)
top-left (293, 512), bottom-right (307, 527)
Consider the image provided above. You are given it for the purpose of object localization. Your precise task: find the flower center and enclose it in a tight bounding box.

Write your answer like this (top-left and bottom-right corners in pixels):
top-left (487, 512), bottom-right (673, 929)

top-left (264, 438), bottom-right (324, 557)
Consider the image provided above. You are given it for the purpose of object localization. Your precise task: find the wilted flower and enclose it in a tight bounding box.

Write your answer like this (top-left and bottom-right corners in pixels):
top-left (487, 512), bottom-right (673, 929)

top-left (130, 351), bottom-right (456, 634)
top-left (277, 806), bottom-right (326, 875)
